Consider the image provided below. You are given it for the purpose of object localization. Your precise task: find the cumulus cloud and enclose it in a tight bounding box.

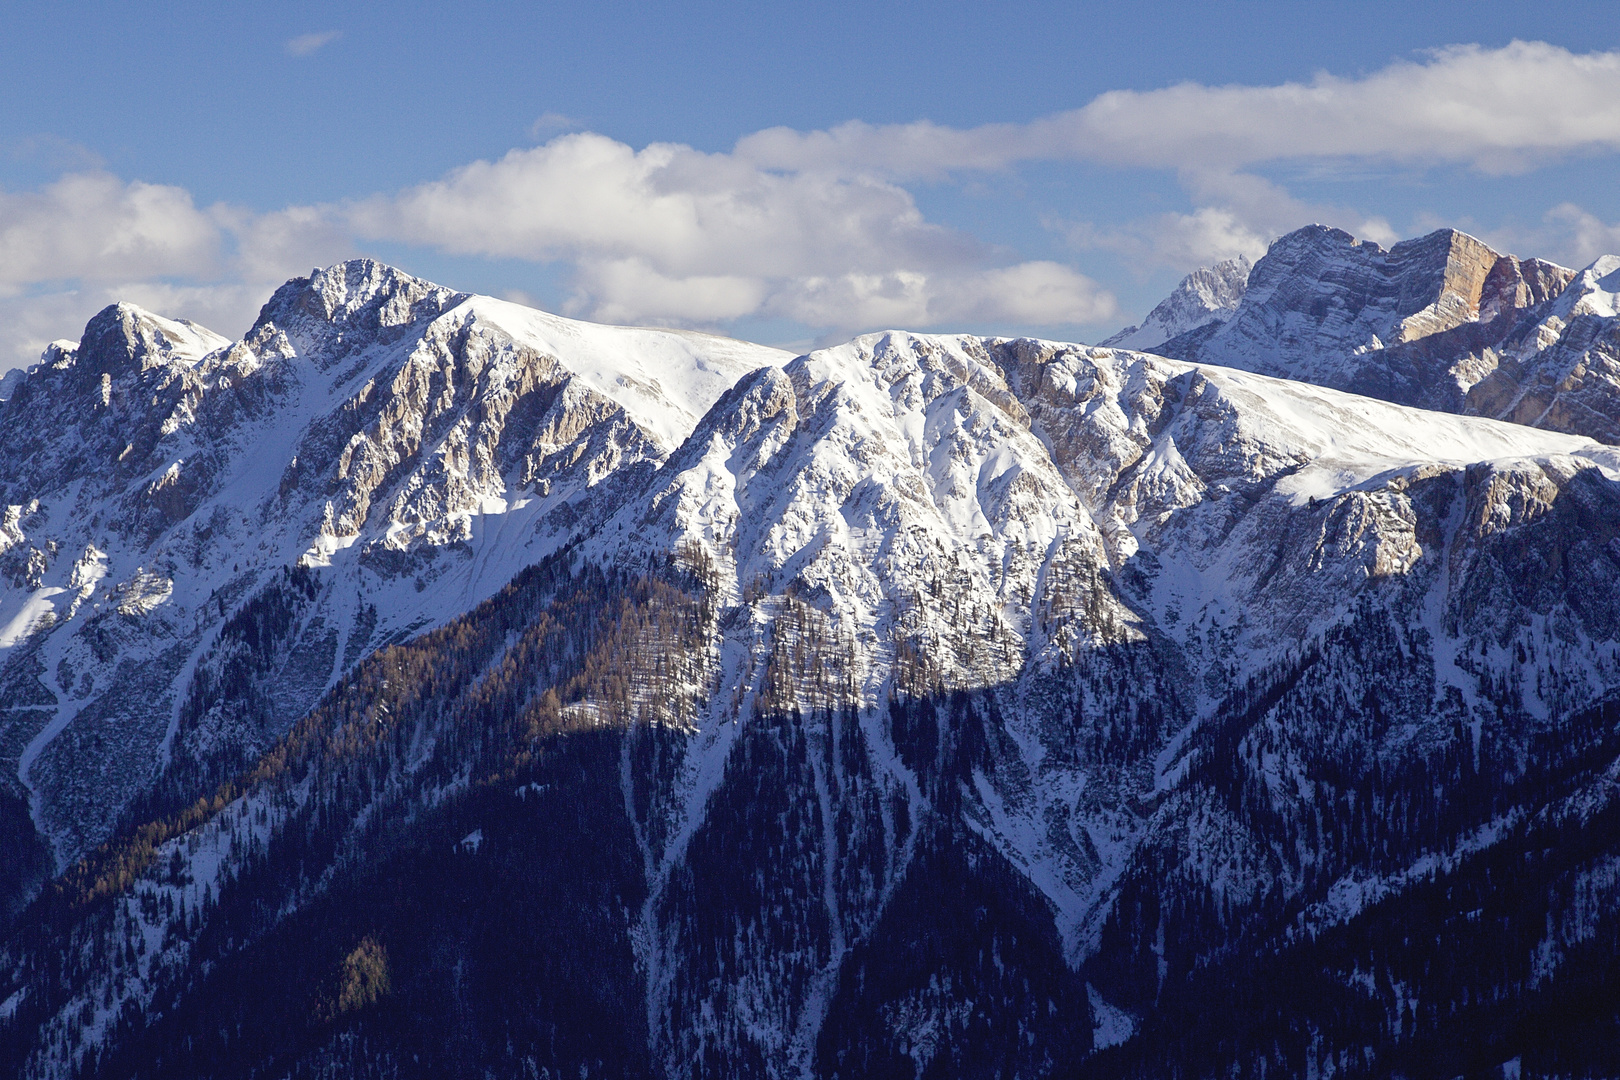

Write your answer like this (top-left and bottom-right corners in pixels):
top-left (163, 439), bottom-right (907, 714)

top-left (346, 132), bottom-right (1113, 332)
top-left (9, 40), bottom-right (1620, 369)
top-left (0, 140), bottom-right (1114, 369)
top-left (1535, 204), bottom-right (1620, 268)
top-left (285, 31), bottom-right (341, 57)
top-left (0, 172), bottom-right (351, 368)
top-left (1064, 208), bottom-right (1272, 271)
top-left (1063, 172), bottom-right (1396, 271)
top-left (736, 41), bottom-right (1620, 270)
top-left (737, 42), bottom-right (1620, 178)
top-left (1069, 42), bottom-right (1620, 175)
top-left (1475, 203), bottom-right (1620, 272)
top-left (215, 202), bottom-right (353, 283)
top-left (927, 263), bottom-right (1118, 326)
top-left (758, 263), bottom-right (1115, 332)
top-left (0, 173), bottom-right (221, 295)
top-left (349, 134), bottom-right (969, 276)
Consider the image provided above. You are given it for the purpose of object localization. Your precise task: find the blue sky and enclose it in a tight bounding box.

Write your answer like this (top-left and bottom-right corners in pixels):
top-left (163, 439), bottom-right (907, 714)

top-left (1, 1), bottom-right (1619, 365)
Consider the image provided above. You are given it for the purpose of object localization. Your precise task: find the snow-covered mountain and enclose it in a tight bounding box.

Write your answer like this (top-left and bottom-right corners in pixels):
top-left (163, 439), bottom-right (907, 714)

top-left (1147, 225), bottom-right (1620, 445)
top-left (0, 261), bottom-right (786, 912)
top-left (1101, 255), bottom-right (1251, 352)
top-left (4, 253), bottom-right (1620, 1079)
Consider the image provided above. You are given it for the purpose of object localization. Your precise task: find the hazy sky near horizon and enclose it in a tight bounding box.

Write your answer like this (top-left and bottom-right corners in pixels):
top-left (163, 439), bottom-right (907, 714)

top-left (2, 1), bottom-right (1619, 366)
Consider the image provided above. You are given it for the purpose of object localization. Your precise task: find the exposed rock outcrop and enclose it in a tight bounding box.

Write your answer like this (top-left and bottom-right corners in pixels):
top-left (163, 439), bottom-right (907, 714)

top-left (1143, 225), bottom-right (1620, 444)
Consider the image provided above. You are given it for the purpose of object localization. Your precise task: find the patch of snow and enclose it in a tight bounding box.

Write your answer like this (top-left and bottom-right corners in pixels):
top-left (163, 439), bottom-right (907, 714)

top-left (1088, 983), bottom-right (1138, 1049)
top-left (0, 586), bottom-right (64, 648)
top-left (467, 296), bottom-right (792, 450)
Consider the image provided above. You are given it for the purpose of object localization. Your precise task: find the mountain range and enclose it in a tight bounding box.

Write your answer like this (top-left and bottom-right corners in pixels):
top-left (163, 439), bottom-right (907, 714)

top-left (2, 226), bottom-right (1620, 1079)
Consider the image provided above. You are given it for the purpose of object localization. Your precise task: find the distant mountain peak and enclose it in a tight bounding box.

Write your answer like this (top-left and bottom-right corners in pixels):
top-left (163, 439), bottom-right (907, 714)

top-left (249, 258), bottom-right (469, 367)
top-left (1101, 254), bottom-right (1251, 352)
top-left (1123, 223), bottom-right (1620, 442)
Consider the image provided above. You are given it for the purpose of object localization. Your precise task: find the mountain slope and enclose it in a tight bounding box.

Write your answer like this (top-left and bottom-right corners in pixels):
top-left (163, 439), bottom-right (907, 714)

top-left (3, 261), bottom-right (1620, 1079)
top-left (0, 260), bottom-right (788, 920)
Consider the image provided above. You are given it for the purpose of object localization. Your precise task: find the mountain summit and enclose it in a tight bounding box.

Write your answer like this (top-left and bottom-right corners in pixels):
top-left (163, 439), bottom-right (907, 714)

top-left (1100, 254), bottom-right (1251, 352)
top-left (1129, 225), bottom-right (1620, 444)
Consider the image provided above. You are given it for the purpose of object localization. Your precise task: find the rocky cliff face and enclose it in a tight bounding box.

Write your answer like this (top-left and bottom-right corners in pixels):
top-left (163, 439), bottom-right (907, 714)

top-left (1146, 226), bottom-right (1620, 446)
top-left (4, 258), bottom-right (1620, 1079)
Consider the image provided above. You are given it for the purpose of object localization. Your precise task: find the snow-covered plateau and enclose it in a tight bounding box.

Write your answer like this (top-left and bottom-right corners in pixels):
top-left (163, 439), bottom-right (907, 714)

top-left (3, 234), bottom-right (1620, 1079)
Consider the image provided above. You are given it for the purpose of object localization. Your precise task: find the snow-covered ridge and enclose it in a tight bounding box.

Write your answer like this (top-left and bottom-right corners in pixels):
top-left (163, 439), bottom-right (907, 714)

top-left (6, 252), bottom-right (1619, 886)
top-left (464, 296), bottom-right (789, 451)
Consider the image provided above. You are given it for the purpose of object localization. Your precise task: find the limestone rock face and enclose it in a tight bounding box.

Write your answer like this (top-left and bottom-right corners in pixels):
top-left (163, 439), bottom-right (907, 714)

top-left (1464, 255), bottom-right (1620, 441)
top-left (1144, 225), bottom-right (1620, 444)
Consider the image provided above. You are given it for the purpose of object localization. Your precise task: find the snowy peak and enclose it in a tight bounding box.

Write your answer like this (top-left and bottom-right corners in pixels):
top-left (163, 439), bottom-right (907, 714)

top-left (0, 304), bottom-right (243, 516)
top-left (1550, 253), bottom-right (1620, 321)
top-left (1101, 255), bottom-right (1251, 352)
top-left (68, 302), bottom-right (230, 381)
top-left (1180, 225), bottom-right (1533, 367)
top-left (11, 273), bottom-right (1620, 1078)
top-left (248, 259), bottom-right (468, 368)
top-left (608, 328), bottom-right (1111, 699)
top-left (0, 261), bottom-right (792, 878)
top-left (1162, 225), bottom-right (1571, 364)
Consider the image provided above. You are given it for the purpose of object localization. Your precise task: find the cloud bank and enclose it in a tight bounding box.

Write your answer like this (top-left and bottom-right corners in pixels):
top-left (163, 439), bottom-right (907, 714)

top-left (347, 133), bottom-right (1114, 329)
top-left (735, 41), bottom-right (1620, 177)
top-left (4, 40), bottom-right (1620, 369)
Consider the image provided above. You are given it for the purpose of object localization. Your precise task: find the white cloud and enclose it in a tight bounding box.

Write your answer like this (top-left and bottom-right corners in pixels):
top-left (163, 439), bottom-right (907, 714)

top-left (1065, 208), bottom-right (1273, 271)
top-left (736, 42), bottom-right (1620, 178)
top-left (0, 173), bottom-right (221, 294)
top-left (1542, 204), bottom-right (1620, 268)
top-left (1069, 42), bottom-right (1620, 175)
top-left (568, 258), bottom-right (766, 324)
top-left (285, 31), bottom-right (341, 57)
top-left (0, 291), bottom-right (108, 369)
top-left (11, 39), bottom-right (1620, 370)
top-left (760, 263), bottom-right (1116, 333)
top-left (1063, 172), bottom-right (1397, 271)
top-left (735, 41), bottom-right (1620, 273)
top-left (0, 142), bottom-right (1114, 369)
top-left (0, 173), bottom-right (351, 369)
top-left (929, 263), bottom-right (1118, 326)
top-left (349, 134), bottom-right (969, 276)
top-left (1481, 203), bottom-right (1620, 271)
top-left (215, 202), bottom-right (353, 283)
top-left (346, 132), bottom-right (1106, 332)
